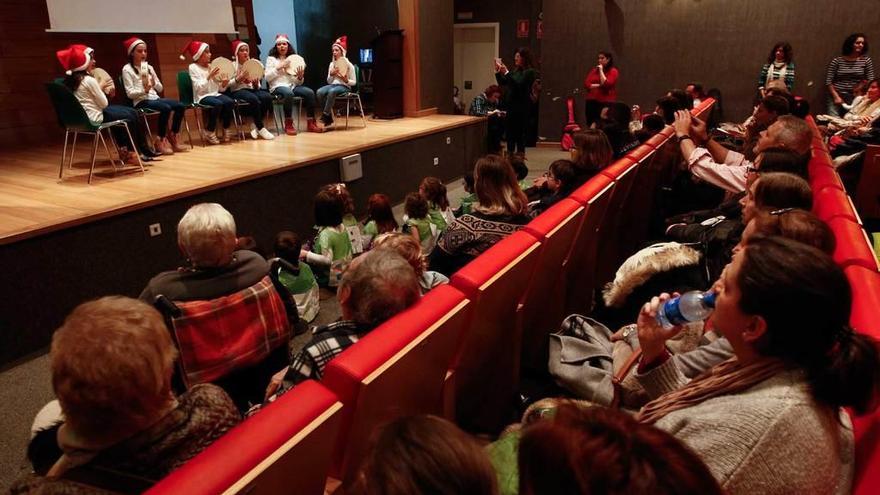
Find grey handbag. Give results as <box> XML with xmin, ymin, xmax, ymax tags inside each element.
<box><xmin>548</xmin><ymin>314</ymin><xmax>616</xmax><ymax>406</ymax></box>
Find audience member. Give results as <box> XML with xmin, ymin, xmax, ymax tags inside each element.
<box><xmin>636</xmin><ymin>113</ymin><xmax>666</xmax><ymax>143</ymax></box>
<box><xmin>495</xmin><ymin>47</ymin><xmax>538</xmax><ymax>157</ymax></box>
<box><xmin>668</xmin><ymin>88</ymin><xmax>694</xmax><ymax>110</ymax></box>
<box><xmin>601</xmin><ymin>102</ymin><xmax>640</xmax><ymax>157</ymax></box>
<box><xmin>456</xmin><ymin>172</ymin><xmax>477</xmax><ymax>216</ymax></box>
<box><xmin>420</xmin><ymin>177</ymin><xmax>455</xmax><ymax>231</ymax></box>
<box><xmin>323</xmin><ymin>183</ymin><xmax>364</xmax><ymax>255</ymax></box>
<box><xmin>742</xmin><ymin>95</ymin><xmax>790</xmax><ymax>161</ymax></box>
<box><xmin>266</xmin><ymin>249</ymin><xmax>420</xmax><ymax>396</ymax></box>
<box><xmin>373</xmin><ymin>232</ymin><xmax>449</xmax><ymax>294</ymax></box>
<box><xmin>300</xmin><ymin>188</ymin><xmax>354</xmax><ymax>288</ymax></box>
<box><xmin>826</xmin><ymin>33</ymin><xmax>875</xmax><ymax>116</ymax></box>
<box><xmin>272</xmin><ymin>231</ymin><xmax>320</xmax><ymax>323</ymax></box>
<box><xmin>510</xmin><ymin>155</ymin><xmax>531</xmax><ymax>192</ymax></box>
<box><xmin>758</xmin><ymin>42</ymin><xmax>796</xmax><ymax>95</ymax></box>
<box><xmin>352</xmin><ymin>415</ymin><xmax>498</xmax><ymax>495</ymax></box>
<box><xmin>139</xmin><ymin>203</ymin><xmax>268</xmax><ymax>302</ymax></box>
<box><xmin>469</xmin><ymin>84</ymin><xmax>505</xmax><ymax>152</ymax></box>
<box><xmin>517</xmin><ymin>404</ymin><xmax>722</xmax><ymax>495</ymax></box>
<box><xmin>528</xmin><ymin>159</ymin><xmax>578</xmax><ymax>217</ymax></box>
<box><xmin>404</xmin><ymin>191</ymin><xmax>439</xmax><ymax>255</ymax></box>
<box><xmin>686</xmin><ymin>82</ymin><xmax>707</xmax><ymax>106</ymax></box>
<box><xmin>819</xmin><ymin>78</ymin><xmax>880</xmax><ymax>133</ymax></box>
<box><xmin>655</xmin><ymin>95</ymin><xmax>681</xmax><ymax>125</ymax></box>
<box><xmin>362</xmin><ymin>193</ymin><xmax>399</xmax><ymax>250</ymax></box>
<box><xmin>634</xmin><ymin>236</ymin><xmax>880</xmax><ymax>493</ymax></box>
<box><xmin>13</xmin><ymin>297</ymin><xmax>239</xmax><ymax>492</ymax></box>
<box><xmin>570</xmin><ymin>129</ymin><xmax>614</xmax><ymax>181</ymax></box>
<box><xmin>430</xmin><ymin>155</ymin><xmax>530</xmax><ymax>276</ymax></box>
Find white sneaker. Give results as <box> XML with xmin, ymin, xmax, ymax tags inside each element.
<box><xmin>249</xmin><ymin>123</ymin><xmax>258</xmax><ymax>140</ymax></box>
<box><xmin>258</xmin><ymin>127</ymin><xmax>275</xmax><ymax>140</ymax></box>
<box><xmin>204</xmin><ymin>131</ymin><xmax>220</xmax><ymax>145</ymax></box>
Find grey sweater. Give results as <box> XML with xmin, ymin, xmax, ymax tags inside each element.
<box><xmin>637</xmin><ymin>360</ymin><xmax>853</xmax><ymax>494</ymax></box>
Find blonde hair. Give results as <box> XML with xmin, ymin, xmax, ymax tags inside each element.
<box><xmin>51</xmin><ymin>296</ymin><xmax>177</xmax><ymax>443</ymax></box>
<box><xmin>177</xmin><ymin>203</ymin><xmax>237</xmax><ymax>267</ymax></box>
<box><xmin>372</xmin><ymin>232</ymin><xmax>426</xmax><ymax>276</ymax></box>
<box><xmin>473</xmin><ymin>155</ymin><xmax>528</xmax><ymax>216</ymax></box>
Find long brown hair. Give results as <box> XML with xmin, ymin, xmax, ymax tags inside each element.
<box><xmin>352</xmin><ymin>415</ymin><xmax>498</xmax><ymax>495</ymax></box>
<box><xmin>572</xmin><ymin>130</ymin><xmax>613</xmax><ymax>177</ymax></box>
<box><xmin>473</xmin><ymin>154</ymin><xmax>528</xmax><ymax>216</ymax></box>
<box><xmin>519</xmin><ymin>404</ymin><xmax>722</xmax><ymax>495</ymax></box>
<box><xmin>420</xmin><ymin>177</ymin><xmax>450</xmax><ymax>210</ymax></box>
<box><xmin>366</xmin><ymin>193</ymin><xmax>398</xmax><ymax>234</ymax></box>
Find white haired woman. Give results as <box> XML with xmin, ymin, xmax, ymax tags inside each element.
<box><xmin>12</xmin><ymin>296</ymin><xmax>240</xmax><ymax>492</ymax></box>
<box><xmin>139</xmin><ymin>203</ymin><xmax>268</xmax><ymax>302</ymax></box>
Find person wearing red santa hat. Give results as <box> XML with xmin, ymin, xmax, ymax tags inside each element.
<box><xmin>227</xmin><ymin>40</ymin><xmax>275</xmax><ymax>140</ymax></box>
<box><xmin>316</xmin><ymin>35</ymin><xmax>356</xmax><ymax>130</ymax></box>
<box><xmin>183</xmin><ymin>40</ymin><xmax>235</xmax><ymax>145</ymax></box>
<box><xmin>265</xmin><ymin>34</ymin><xmax>323</xmax><ymax>134</ymax></box>
<box><xmin>57</xmin><ymin>44</ymin><xmax>156</xmax><ymax>163</ymax></box>
<box><xmin>121</xmin><ymin>37</ymin><xmax>187</xmax><ymax>154</ymax></box>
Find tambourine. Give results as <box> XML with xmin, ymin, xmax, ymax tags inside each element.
<box><xmin>333</xmin><ymin>56</ymin><xmax>350</xmax><ymax>79</ymax></box>
<box><xmin>241</xmin><ymin>58</ymin><xmax>264</xmax><ymax>80</ymax></box>
<box><xmin>209</xmin><ymin>57</ymin><xmax>235</xmax><ymax>82</ymax></box>
<box><xmin>91</xmin><ymin>67</ymin><xmax>114</xmax><ymax>91</ymax></box>
<box><xmin>285</xmin><ymin>54</ymin><xmax>306</xmax><ymax>76</ymax></box>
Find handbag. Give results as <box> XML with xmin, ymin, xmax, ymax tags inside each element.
<box><xmin>548</xmin><ymin>314</ymin><xmax>642</xmax><ymax>407</ymax></box>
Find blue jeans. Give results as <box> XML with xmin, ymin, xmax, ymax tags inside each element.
<box><xmin>230</xmin><ymin>88</ymin><xmax>272</xmax><ymax>129</ymax></box>
<box><xmin>316</xmin><ymin>84</ymin><xmax>350</xmax><ymax>117</ymax></box>
<box><xmin>272</xmin><ymin>85</ymin><xmax>318</xmax><ymax>118</ymax></box>
<box><xmin>102</xmin><ymin>104</ymin><xmax>147</xmax><ymax>151</ymax></box>
<box><xmin>137</xmin><ymin>98</ymin><xmax>185</xmax><ymax>137</ymax></box>
<box><xmin>199</xmin><ymin>94</ymin><xmax>235</xmax><ymax>131</ymax></box>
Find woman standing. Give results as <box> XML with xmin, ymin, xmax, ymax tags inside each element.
<box><xmin>758</xmin><ymin>42</ymin><xmax>795</xmax><ymax>96</ymax></box>
<box><xmin>495</xmin><ymin>47</ymin><xmax>538</xmax><ymax>157</ymax></box>
<box><xmin>316</xmin><ymin>36</ymin><xmax>357</xmax><ymax>130</ymax></box>
<box><xmin>265</xmin><ymin>34</ymin><xmax>323</xmax><ymax>134</ymax></box>
<box><xmin>826</xmin><ymin>33</ymin><xmax>875</xmax><ymax>116</ymax></box>
<box><xmin>121</xmin><ymin>38</ymin><xmax>187</xmax><ymax>154</ymax></box>
<box><xmin>583</xmin><ymin>51</ymin><xmax>619</xmax><ymax>128</ymax></box>
<box><xmin>228</xmin><ymin>40</ymin><xmax>275</xmax><ymax>140</ymax></box>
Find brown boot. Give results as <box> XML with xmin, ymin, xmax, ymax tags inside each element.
<box><xmin>168</xmin><ymin>133</ymin><xmax>187</xmax><ymax>152</ymax></box>
<box><xmin>157</xmin><ymin>137</ymin><xmax>174</xmax><ymax>155</ymax></box>
<box><xmin>307</xmin><ymin>118</ymin><xmax>324</xmax><ymax>133</ymax></box>
<box><xmin>284</xmin><ymin>118</ymin><xmax>298</xmax><ymax>136</ymax></box>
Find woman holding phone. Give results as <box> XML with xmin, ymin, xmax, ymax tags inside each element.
<box><xmin>494</xmin><ymin>47</ymin><xmax>538</xmax><ymax>157</ymax></box>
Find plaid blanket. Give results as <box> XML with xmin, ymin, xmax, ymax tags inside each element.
<box><xmin>170</xmin><ymin>276</ymin><xmax>290</xmax><ymax>386</ymax></box>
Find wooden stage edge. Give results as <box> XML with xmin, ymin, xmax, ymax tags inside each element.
<box><xmin>0</xmin><ymin>114</ymin><xmax>482</xmax><ymax>245</ymax></box>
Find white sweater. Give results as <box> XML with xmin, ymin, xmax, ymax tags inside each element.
<box><xmin>228</xmin><ymin>60</ymin><xmax>261</xmax><ymax>92</ymax></box>
<box><xmin>121</xmin><ymin>63</ymin><xmax>163</xmax><ymax>106</ymax></box>
<box><xmin>265</xmin><ymin>56</ymin><xmax>303</xmax><ymax>92</ymax></box>
<box><xmin>326</xmin><ymin>58</ymin><xmax>356</xmax><ymax>87</ymax></box>
<box><xmin>637</xmin><ymin>360</ymin><xmax>853</xmax><ymax>494</ymax></box>
<box><xmin>188</xmin><ymin>63</ymin><xmax>226</xmax><ymax>103</ymax></box>
<box><xmin>74</xmin><ymin>76</ymin><xmax>107</xmax><ymax>123</ymax></box>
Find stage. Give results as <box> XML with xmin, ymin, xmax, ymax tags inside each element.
<box><xmin>0</xmin><ymin>114</ymin><xmax>487</xmax><ymax>366</ymax></box>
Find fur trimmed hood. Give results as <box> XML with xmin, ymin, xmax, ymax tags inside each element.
<box><xmin>603</xmin><ymin>242</ymin><xmax>702</xmax><ymax>308</ymax></box>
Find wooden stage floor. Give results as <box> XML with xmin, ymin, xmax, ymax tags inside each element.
<box><xmin>0</xmin><ymin>114</ymin><xmax>480</xmax><ymax>245</ymax></box>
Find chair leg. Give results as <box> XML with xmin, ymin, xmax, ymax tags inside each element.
<box><xmin>234</xmin><ymin>108</ymin><xmax>245</xmax><ymax>140</ymax></box>
<box><xmin>142</xmin><ymin>114</ymin><xmax>153</xmax><ymax>143</ymax></box>
<box><xmin>99</xmin><ymin>132</ymin><xmax>118</xmax><ymax>172</ymax></box>
<box><xmin>183</xmin><ymin>117</ymin><xmax>195</xmax><ymax>149</ymax></box>
<box><xmin>272</xmin><ymin>103</ymin><xmax>283</xmax><ymax>135</ymax></box>
<box><xmin>60</xmin><ymin>130</ymin><xmax>70</xmax><ymax>180</ymax></box>
<box><xmin>122</xmin><ymin>122</ymin><xmax>145</xmax><ymax>173</ymax></box>
<box><xmin>88</xmin><ymin>132</ymin><xmax>100</xmax><ymax>184</ymax></box>
<box><xmin>345</xmin><ymin>99</ymin><xmax>350</xmax><ymax>129</ymax></box>
<box><xmin>195</xmin><ymin>108</ymin><xmax>206</xmax><ymax>147</ymax></box>
<box><xmin>296</xmin><ymin>99</ymin><xmax>303</xmax><ymax>131</ymax></box>
<box><xmin>69</xmin><ymin>133</ymin><xmax>79</xmax><ymax>169</ymax></box>
<box><xmin>357</xmin><ymin>95</ymin><xmax>366</xmax><ymax>126</ymax></box>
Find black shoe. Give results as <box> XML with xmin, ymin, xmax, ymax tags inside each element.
<box><xmin>320</xmin><ymin>113</ymin><xmax>333</xmax><ymax>126</ymax></box>
<box><xmin>142</xmin><ymin>148</ymin><xmax>161</xmax><ymax>158</ymax></box>
<box><xmin>139</xmin><ymin>154</ymin><xmax>155</xmax><ymax>163</ymax></box>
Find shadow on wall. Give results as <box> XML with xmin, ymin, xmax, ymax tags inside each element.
<box><xmin>605</xmin><ymin>0</ymin><xmax>625</xmax><ymax>56</ymax></box>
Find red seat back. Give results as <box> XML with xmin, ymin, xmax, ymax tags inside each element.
<box><xmin>449</xmin><ymin>230</ymin><xmax>542</xmax><ymax>433</ymax></box>
<box><xmin>814</xmin><ymin>186</ymin><xmax>861</xmax><ymax>223</ymax></box>
<box><xmin>146</xmin><ymin>380</ymin><xmax>342</xmax><ymax>495</ymax></box>
<box><xmin>828</xmin><ymin>217</ymin><xmax>879</xmax><ymax>271</ymax></box>
<box><xmin>565</xmin><ymin>176</ymin><xmax>615</xmax><ymax>314</ymax></box>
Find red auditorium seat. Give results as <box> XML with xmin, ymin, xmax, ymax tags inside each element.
<box><xmin>565</xmin><ymin>176</ymin><xmax>615</xmax><ymax>313</ymax></box>
<box><xmin>320</xmin><ymin>284</ymin><xmax>472</xmax><ymax>484</ymax></box>
<box><xmin>844</xmin><ymin>265</ymin><xmax>880</xmax><ymax>340</ymax></box>
<box><xmin>596</xmin><ymin>158</ymin><xmax>643</xmax><ymax>287</ymax></box>
<box><xmin>448</xmin><ymin>230</ymin><xmax>542</xmax><ymax>433</ymax></box>
<box><xmin>145</xmin><ymin>380</ymin><xmax>342</xmax><ymax>495</ymax></box>
<box><xmin>644</xmin><ymin>132</ymin><xmax>667</xmax><ymax>149</ymax></box>
<box><xmin>813</xmin><ymin>186</ymin><xmax>862</xmax><ymax>224</ymax></box>
<box><xmin>828</xmin><ymin>217</ymin><xmax>879</xmax><ymax>271</ymax></box>
<box><xmin>521</xmin><ymin>198</ymin><xmax>585</xmax><ymax>371</ymax></box>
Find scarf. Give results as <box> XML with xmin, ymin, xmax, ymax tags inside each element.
<box><xmin>636</xmin><ymin>357</ymin><xmax>787</xmax><ymax>425</ymax></box>
<box><xmin>765</xmin><ymin>62</ymin><xmax>789</xmax><ymax>87</ymax></box>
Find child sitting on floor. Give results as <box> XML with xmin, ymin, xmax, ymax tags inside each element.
<box><xmin>403</xmin><ymin>192</ymin><xmax>439</xmax><ymax>256</ymax></box>
<box><xmin>372</xmin><ymin>232</ymin><xmax>448</xmax><ymax>294</ymax></box>
<box><xmin>455</xmin><ymin>172</ymin><xmax>477</xmax><ymax>216</ymax></box>
<box><xmin>323</xmin><ymin>183</ymin><xmax>364</xmax><ymax>255</ymax></box>
<box><xmin>300</xmin><ymin>188</ymin><xmax>353</xmax><ymax>287</ymax></box>
<box><xmin>420</xmin><ymin>177</ymin><xmax>455</xmax><ymax>231</ymax></box>
<box><xmin>272</xmin><ymin>231</ymin><xmax>320</xmax><ymax>322</ymax></box>
<box><xmin>362</xmin><ymin>193</ymin><xmax>399</xmax><ymax>250</ymax></box>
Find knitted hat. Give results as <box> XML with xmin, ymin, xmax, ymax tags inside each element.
<box><xmin>56</xmin><ymin>44</ymin><xmax>92</xmax><ymax>75</ymax></box>
<box><xmin>332</xmin><ymin>35</ymin><xmax>347</xmax><ymax>56</ymax></box>
<box><xmin>274</xmin><ymin>34</ymin><xmax>290</xmax><ymax>46</ymax></box>
<box><xmin>123</xmin><ymin>37</ymin><xmax>145</xmax><ymax>56</ymax></box>
<box><xmin>180</xmin><ymin>40</ymin><xmax>209</xmax><ymax>61</ymax></box>
<box><xmin>231</xmin><ymin>40</ymin><xmax>249</xmax><ymax>56</ymax></box>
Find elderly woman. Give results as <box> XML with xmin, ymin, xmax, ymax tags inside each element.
<box><xmin>820</xmin><ymin>78</ymin><xmax>880</xmax><ymax>134</ymax></box>
<box><xmin>634</xmin><ymin>236</ymin><xmax>879</xmax><ymax>493</ymax></box>
<box><xmin>12</xmin><ymin>296</ymin><xmax>240</xmax><ymax>492</ymax></box>
<box><xmin>429</xmin><ymin>154</ymin><xmax>530</xmax><ymax>276</ymax></box>
<box><xmin>139</xmin><ymin>203</ymin><xmax>268</xmax><ymax>302</ymax></box>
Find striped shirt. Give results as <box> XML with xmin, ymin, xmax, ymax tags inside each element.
<box><xmin>826</xmin><ymin>56</ymin><xmax>875</xmax><ymax>99</ymax></box>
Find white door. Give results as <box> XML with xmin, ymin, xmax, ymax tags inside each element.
<box><xmin>454</xmin><ymin>23</ymin><xmax>499</xmax><ymax>114</ymax></box>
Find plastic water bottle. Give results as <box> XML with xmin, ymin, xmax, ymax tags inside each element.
<box><xmin>656</xmin><ymin>291</ymin><xmax>717</xmax><ymax>329</ymax></box>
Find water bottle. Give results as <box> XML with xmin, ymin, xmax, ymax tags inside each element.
<box><xmin>656</xmin><ymin>291</ymin><xmax>717</xmax><ymax>329</ymax></box>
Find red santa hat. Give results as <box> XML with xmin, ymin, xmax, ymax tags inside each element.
<box><xmin>56</xmin><ymin>44</ymin><xmax>92</xmax><ymax>75</ymax></box>
<box><xmin>231</xmin><ymin>40</ymin><xmax>248</xmax><ymax>56</ymax></box>
<box><xmin>274</xmin><ymin>34</ymin><xmax>290</xmax><ymax>46</ymax></box>
<box><xmin>332</xmin><ymin>35</ymin><xmax>347</xmax><ymax>56</ymax></box>
<box><xmin>179</xmin><ymin>40</ymin><xmax>209</xmax><ymax>61</ymax></box>
<box><xmin>123</xmin><ymin>37</ymin><xmax>145</xmax><ymax>56</ymax></box>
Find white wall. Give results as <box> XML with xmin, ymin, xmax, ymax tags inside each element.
<box><xmin>46</xmin><ymin>0</ymin><xmax>235</xmax><ymax>33</ymax></box>
<box><xmin>253</xmin><ymin>0</ymin><xmax>297</xmax><ymax>63</ymax></box>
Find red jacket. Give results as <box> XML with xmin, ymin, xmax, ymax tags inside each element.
<box><xmin>584</xmin><ymin>66</ymin><xmax>619</xmax><ymax>102</ymax></box>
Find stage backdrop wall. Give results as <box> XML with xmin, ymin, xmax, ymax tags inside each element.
<box><xmin>253</xmin><ymin>0</ymin><xmax>297</xmax><ymax>63</ymax></box>
<box><xmin>538</xmin><ymin>0</ymin><xmax>878</xmax><ymax>140</ymax></box>
<box><xmin>418</xmin><ymin>0</ymin><xmax>454</xmax><ymax>113</ymax></box>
